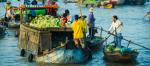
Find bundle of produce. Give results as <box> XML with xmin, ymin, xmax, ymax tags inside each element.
<box><xmin>105</xmin><ymin>44</ymin><xmax>115</xmax><ymax>52</ymax></box>
<box><xmin>105</xmin><ymin>44</ymin><xmax>138</xmax><ymax>54</ymax></box>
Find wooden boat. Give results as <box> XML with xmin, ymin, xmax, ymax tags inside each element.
<box><xmin>8</xmin><ymin>21</ymin><xmax>20</xmax><ymax>28</ymax></box>
<box><xmin>124</xmin><ymin>0</ymin><xmax>146</xmax><ymax>5</ymax></box>
<box><xmin>103</xmin><ymin>4</ymin><xmax>113</xmax><ymax>9</ymax></box>
<box><xmin>103</xmin><ymin>44</ymin><xmax>139</xmax><ymax>62</ymax></box>
<box><xmin>18</xmin><ymin>24</ymin><xmax>103</xmax><ymax>64</ymax></box>
<box><xmin>111</xmin><ymin>0</ymin><xmax>125</xmax><ymax>5</ymax></box>
<box><xmin>63</xmin><ymin>0</ymin><xmax>78</xmax><ymax>3</ymax></box>
<box><xmin>145</xmin><ymin>12</ymin><xmax>150</xmax><ymax>18</ymax></box>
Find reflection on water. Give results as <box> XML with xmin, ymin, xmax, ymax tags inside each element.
<box><xmin>0</xmin><ymin>1</ymin><xmax>150</xmax><ymax>66</ymax></box>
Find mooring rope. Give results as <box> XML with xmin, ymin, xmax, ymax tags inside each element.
<box><xmin>96</xmin><ymin>27</ymin><xmax>150</xmax><ymax>50</ymax></box>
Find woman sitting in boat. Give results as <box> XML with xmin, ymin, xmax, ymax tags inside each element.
<box><xmin>64</xmin><ymin>9</ymin><xmax>72</xmax><ymax>22</ymax></box>
<box><xmin>108</xmin><ymin>15</ymin><xmax>123</xmax><ymax>48</ymax></box>
<box><xmin>72</xmin><ymin>15</ymin><xmax>85</xmax><ymax>49</ymax></box>
<box><xmin>5</xmin><ymin>1</ymin><xmax>14</xmax><ymax>21</ymax></box>
<box><xmin>61</xmin><ymin>13</ymin><xmax>68</xmax><ymax>27</ymax></box>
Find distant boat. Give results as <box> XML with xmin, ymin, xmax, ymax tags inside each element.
<box><xmin>145</xmin><ymin>12</ymin><xmax>150</xmax><ymax>18</ymax></box>
<box><xmin>8</xmin><ymin>21</ymin><xmax>20</xmax><ymax>28</ymax></box>
<box><xmin>124</xmin><ymin>0</ymin><xmax>146</xmax><ymax>5</ymax></box>
<box><xmin>103</xmin><ymin>3</ymin><xmax>113</xmax><ymax>9</ymax></box>
<box><xmin>111</xmin><ymin>0</ymin><xmax>125</xmax><ymax>5</ymax></box>
<box><xmin>62</xmin><ymin>0</ymin><xmax>78</xmax><ymax>3</ymax></box>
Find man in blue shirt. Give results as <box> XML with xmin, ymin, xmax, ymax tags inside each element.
<box><xmin>88</xmin><ymin>7</ymin><xmax>95</xmax><ymax>39</ymax></box>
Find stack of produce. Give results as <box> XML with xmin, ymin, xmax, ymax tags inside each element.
<box><xmin>105</xmin><ymin>44</ymin><xmax>137</xmax><ymax>54</ymax></box>
<box><xmin>29</xmin><ymin>15</ymin><xmax>71</xmax><ymax>28</ymax></box>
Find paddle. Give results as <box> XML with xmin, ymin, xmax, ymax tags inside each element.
<box><xmin>97</xmin><ymin>27</ymin><xmax>150</xmax><ymax>50</ymax></box>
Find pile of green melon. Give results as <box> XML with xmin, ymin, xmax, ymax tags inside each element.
<box><xmin>105</xmin><ymin>44</ymin><xmax>138</xmax><ymax>53</ymax></box>
<box><xmin>30</xmin><ymin>15</ymin><xmax>71</xmax><ymax>29</ymax></box>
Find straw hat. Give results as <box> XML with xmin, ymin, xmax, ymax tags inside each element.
<box><xmin>6</xmin><ymin>1</ymin><xmax>11</xmax><ymax>4</ymax></box>
<box><xmin>89</xmin><ymin>7</ymin><xmax>94</xmax><ymax>12</ymax></box>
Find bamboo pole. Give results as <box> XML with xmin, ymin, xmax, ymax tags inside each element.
<box><xmin>77</xmin><ymin>0</ymin><xmax>83</xmax><ymax>17</ymax></box>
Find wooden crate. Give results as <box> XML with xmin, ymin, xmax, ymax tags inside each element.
<box><xmin>18</xmin><ymin>24</ymin><xmax>73</xmax><ymax>54</ymax></box>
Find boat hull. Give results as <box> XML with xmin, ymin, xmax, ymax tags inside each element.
<box><xmin>103</xmin><ymin>51</ymin><xmax>139</xmax><ymax>62</ymax></box>
<box><xmin>36</xmin><ymin>48</ymin><xmax>90</xmax><ymax>64</ymax></box>
<box><xmin>103</xmin><ymin>44</ymin><xmax>139</xmax><ymax>62</ymax></box>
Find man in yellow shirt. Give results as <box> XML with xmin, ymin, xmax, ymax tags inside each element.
<box><xmin>72</xmin><ymin>15</ymin><xmax>85</xmax><ymax>48</ymax></box>
<box><xmin>79</xmin><ymin>15</ymin><xmax>88</xmax><ymax>38</ymax></box>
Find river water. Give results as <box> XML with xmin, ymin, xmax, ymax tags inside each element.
<box><xmin>0</xmin><ymin>0</ymin><xmax>150</xmax><ymax>66</ymax></box>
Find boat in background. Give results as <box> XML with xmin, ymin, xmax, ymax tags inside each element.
<box><xmin>145</xmin><ymin>12</ymin><xmax>150</xmax><ymax>18</ymax></box>
<box><xmin>110</xmin><ymin>0</ymin><xmax>125</xmax><ymax>5</ymax></box>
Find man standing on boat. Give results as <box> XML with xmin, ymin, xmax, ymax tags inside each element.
<box><xmin>88</xmin><ymin>6</ymin><xmax>95</xmax><ymax>39</ymax></box>
<box><xmin>5</xmin><ymin>1</ymin><xmax>14</xmax><ymax>21</ymax></box>
<box><xmin>72</xmin><ymin>15</ymin><xmax>85</xmax><ymax>49</ymax></box>
<box><xmin>109</xmin><ymin>15</ymin><xmax>123</xmax><ymax>48</ymax></box>
<box><xmin>79</xmin><ymin>15</ymin><xmax>88</xmax><ymax>38</ymax></box>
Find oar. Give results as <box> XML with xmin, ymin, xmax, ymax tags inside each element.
<box><xmin>101</xmin><ymin>28</ymin><xmax>150</xmax><ymax>50</ymax></box>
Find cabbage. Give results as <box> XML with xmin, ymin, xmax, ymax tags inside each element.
<box><xmin>30</xmin><ymin>15</ymin><xmax>63</xmax><ymax>28</ymax></box>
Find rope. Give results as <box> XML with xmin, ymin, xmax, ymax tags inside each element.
<box><xmin>96</xmin><ymin>27</ymin><xmax>150</xmax><ymax>50</ymax></box>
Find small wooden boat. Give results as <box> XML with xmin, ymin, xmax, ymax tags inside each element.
<box><xmin>8</xmin><ymin>21</ymin><xmax>20</xmax><ymax>28</ymax></box>
<box><xmin>103</xmin><ymin>44</ymin><xmax>139</xmax><ymax>62</ymax></box>
<box><xmin>145</xmin><ymin>12</ymin><xmax>150</xmax><ymax>18</ymax></box>
<box><xmin>63</xmin><ymin>0</ymin><xmax>78</xmax><ymax>3</ymax></box>
<box><xmin>124</xmin><ymin>0</ymin><xmax>146</xmax><ymax>5</ymax></box>
<box><xmin>103</xmin><ymin>4</ymin><xmax>113</xmax><ymax>9</ymax></box>
<box><xmin>111</xmin><ymin>0</ymin><xmax>125</xmax><ymax>5</ymax></box>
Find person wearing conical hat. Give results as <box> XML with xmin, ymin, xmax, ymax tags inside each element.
<box><xmin>88</xmin><ymin>6</ymin><xmax>95</xmax><ymax>39</ymax></box>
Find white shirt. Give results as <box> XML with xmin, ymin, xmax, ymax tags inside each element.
<box><xmin>109</xmin><ymin>20</ymin><xmax>123</xmax><ymax>34</ymax></box>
